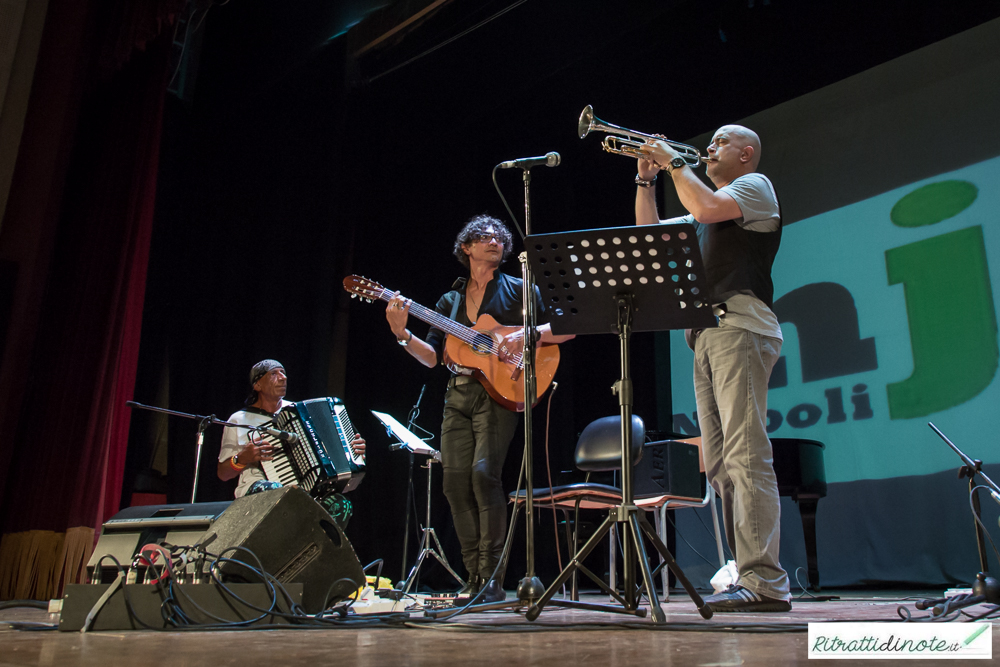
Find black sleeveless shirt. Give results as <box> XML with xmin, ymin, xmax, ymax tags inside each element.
<box><xmin>694</xmin><ymin>179</ymin><xmax>782</xmax><ymax>308</ymax></box>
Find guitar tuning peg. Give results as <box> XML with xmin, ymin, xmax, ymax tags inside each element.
<box><xmin>351</xmin><ymin>294</ymin><xmax>357</xmax><ymax>299</ymax></box>
<box><xmin>366</xmin><ymin>298</ymin><xmax>372</xmax><ymax>303</ymax></box>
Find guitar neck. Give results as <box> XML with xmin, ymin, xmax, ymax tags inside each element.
<box><xmin>372</xmin><ymin>288</ymin><xmax>482</xmax><ymax>349</ymax></box>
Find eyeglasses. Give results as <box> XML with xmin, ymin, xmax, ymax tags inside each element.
<box><xmin>471</xmin><ymin>232</ymin><xmax>503</xmax><ymax>244</ymax></box>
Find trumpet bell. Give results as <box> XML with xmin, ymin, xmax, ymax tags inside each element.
<box><xmin>578</xmin><ymin>105</ymin><xmax>596</xmax><ymax>139</ymax></box>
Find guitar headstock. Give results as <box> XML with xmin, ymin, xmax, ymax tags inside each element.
<box><xmin>343</xmin><ymin>275</ymin><xmax>386</xmax><ymax>303</ymax></box>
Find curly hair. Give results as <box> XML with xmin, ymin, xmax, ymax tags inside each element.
<box><xmin>452</xmin><ymin>214</ymin><xmax>514</xmax><ymax>269</ymax></box>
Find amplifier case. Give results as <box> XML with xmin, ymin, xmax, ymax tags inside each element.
<box><xmin>59</xmin><ymin>583</ymin><xmax>302</xmax><ymax>631</ymax></box>
<box><xmin>633</xmin><ymin>440</ymin><xmax>704</xmax><ymax>500</ymax></box>
<box><xmin>87</xmin><ymin>501</ymin><xmax>231</xmax><ymax>583</ymax></box>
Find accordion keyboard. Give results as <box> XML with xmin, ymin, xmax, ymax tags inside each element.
<box><xmin>258</xmin><ymin>397</ymin><xmax>365</xmax><ymax>496</ymax></box>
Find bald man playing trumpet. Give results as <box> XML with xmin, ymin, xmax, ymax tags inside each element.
<box><xmin>635</xmin><ymin>126</ymin><xmax>790</xmax><ymax>613</ymax></box>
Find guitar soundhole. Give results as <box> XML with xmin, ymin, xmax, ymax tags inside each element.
<box><xmin>471</xmin><ymin>332</ymin><xmax>493</xmax><ymax>355</ymax></box>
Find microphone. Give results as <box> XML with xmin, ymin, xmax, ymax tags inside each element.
<box><xmin>407</xmin><ymin>384</ymin><xmax>426</xmax><ymax>429</ymax></box>
<box><xmin>498</xmin><ymin>152</ymin><xmax>561</xmax><ymax>170</ymax></box>
<box><xmin>260</xmin><ymin>426</ymin><xmax>298</xmax><ymax>445</ymax></box>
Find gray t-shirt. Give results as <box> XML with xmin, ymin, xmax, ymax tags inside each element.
<box><xmin>718</xmin><ymin>172</ymin><xmax>780</xmax><ymax>232</ymax></box>
<box><xmin>670</xmin><ymin>172</ymin><xmax>782</xmax><ymax>340</ymax></box>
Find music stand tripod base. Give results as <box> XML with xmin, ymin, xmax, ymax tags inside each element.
<box><xmin>398</xmin><ymin>453</ymin><xmax>464</xmax><ymax>596</ymax></box>
<box><xmin>372</xmin><ymin>410</ymin><xmax>465</xmax><ymax>595</ymax></box>
<box><xmin>523</xmin><ymin>224</ymin><xmax>716</xmax><ymax>623</ymax></box>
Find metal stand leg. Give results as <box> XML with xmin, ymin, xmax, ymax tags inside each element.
<box><xmin>656</xmin><ymin>506</ymin><xmax>668</xmax><ymax>601</ymax></box>
<box><xmin>525</xmin><ymin>295</ymin><xmax>712</xmax><ymax>623</ymax></box>
<box><xmin>400</xmin><ymin>459</ymin><xmax>464</xmax><ymax>594</ymax></box>
<box><xmin>608</xmin><ymin>523</ymin><xmax>617</xmax><ymax>600</ymax></box>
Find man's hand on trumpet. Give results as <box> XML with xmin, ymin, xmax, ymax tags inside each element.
<box><xmin>640</xmin><ymin>136</ymin><xmax>683</xmax><ymax>175</ymax></box>
<box><xmin>636</xmin><ymin>135</ymin><xmax>681</xmax><ymax>227</ymax></box>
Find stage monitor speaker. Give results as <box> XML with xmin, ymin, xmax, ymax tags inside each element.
<box><xmin>87</xmin><ymin>501</ymin><xmax>232</xmax><ymax>583</ymax></box>
<box><xmin>205</xmin><ymin>486</ymin><xmax>364</xmax><ymax>613</ymax></box>
<box><xmin>633</xmin><ymin>440</ymin><xmax>703</xmax><ymax>500</ymax></box>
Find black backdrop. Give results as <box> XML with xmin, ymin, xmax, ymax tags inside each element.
<box><xmin>124</xmin><ymin>0</ymin><xmax>1000</xmax><ymax>588</ymax></box>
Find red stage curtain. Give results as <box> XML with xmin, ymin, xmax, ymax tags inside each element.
<box><xmin>0</xmin><ymin>0</ymin><xmax>179</xmax><ymax>600</ymax></box>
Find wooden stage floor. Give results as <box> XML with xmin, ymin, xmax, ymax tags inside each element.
<box><xmin>2</xmin><ymin>590</ymin><xmax>998</xmax><ymax>666</ymax></box>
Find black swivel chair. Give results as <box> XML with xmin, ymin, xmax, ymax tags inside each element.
<box><xmin>510</xmin><ymin>415</ymin><xmax>722</xmax><ymax>600</ymax></box>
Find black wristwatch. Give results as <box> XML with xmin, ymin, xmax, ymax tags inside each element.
<box><xmin>668</xmin><ymin>157</ymin><xmax>686</xmax><ymax>173</ymax></box>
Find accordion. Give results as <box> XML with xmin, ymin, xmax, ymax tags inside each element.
<box><xmin>258</xmin><ymin>397</ymin><xmax>365</xmax><ymax>497</ymax></box>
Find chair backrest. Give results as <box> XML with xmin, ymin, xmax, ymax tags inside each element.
<box><xmin>575</xmin><ymin>415</ymin><xmax>644</xmax><ymax>472</ymax></box>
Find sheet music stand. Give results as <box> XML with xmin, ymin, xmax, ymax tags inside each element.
<box><xmin>522</xmin><ymin>223</ymin><xmax>716</xmax><ymax>622</ymax></box>
<box><xmin>371</xmin><ymin>410</ymin><xmax>464</xmax><ymax>594</ymax></box>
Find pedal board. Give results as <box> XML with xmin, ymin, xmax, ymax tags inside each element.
<box><xmin>424</xmin><ymin>595</ymin><xmax>458</xmax><ymax>609</ymax></box>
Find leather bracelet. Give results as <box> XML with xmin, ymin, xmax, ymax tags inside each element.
<box><xmin>397</xmin><ymin>330</ymin><xmax>413</xmax><ymax>346</ymax></box>
<box><xmin>635</xmin><ymin>174</ymin><xmax>657</xmax><ymax>188</ymax></box>
<box><xmin>231</xmin><ymin>454</ymin><xmax>246</xmax><ymax>470</ymax></box>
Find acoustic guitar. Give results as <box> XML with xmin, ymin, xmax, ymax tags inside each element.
<box><xmin>343</xmin><ymin>275</ymin><xmax>560</xmax><ymax>411</ymax></box>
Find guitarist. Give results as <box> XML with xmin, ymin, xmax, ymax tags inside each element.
<box><xmin>385</xmin><ymin>215</ymin><xmax>573</xmax><ymax>603</ymax></box>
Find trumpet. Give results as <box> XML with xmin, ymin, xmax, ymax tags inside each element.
<box><xmin>578</xmin><ymin>104</ymin><xmax>709</xmax><ymax>168</ymax></box>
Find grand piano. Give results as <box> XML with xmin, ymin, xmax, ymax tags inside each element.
<box><xmin>770</xmin><ymin>438</ymin><xmax>827</xmax><ymax>591</ymax></box>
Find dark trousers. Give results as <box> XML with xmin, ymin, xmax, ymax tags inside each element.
<box><xmin>440</xmin><ymin>377</ymin><xmax>519</xmax><ymax>580</ymax></box>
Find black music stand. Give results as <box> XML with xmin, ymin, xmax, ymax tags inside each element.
<box><xmin>371</xmin><ymin>410</ymin><xmax>465</xmax><ymax>594</ymax></box>
<box><xmin>523</xmin><ymin>223</ymin><xmax>716</xmax><ymax>622</ymax></box>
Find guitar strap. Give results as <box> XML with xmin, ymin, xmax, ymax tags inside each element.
<box><xmin>445</xmin><ymin>278</ymin><xmax>469</xmax><ymax>380</ymax></box>
<box><xmin>448</xmin><ymin>277</ymin><xmax>466</xmax><ymax>322</ymax></box>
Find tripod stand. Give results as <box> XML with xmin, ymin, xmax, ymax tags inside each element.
<box><xmin>929</xmin><ymin>422</ymin><xmax>999</xmax><ymax>574</ymax></box>
<box><xmin>400</xmin><ymin>454</ymin><xmax>464</xmax><ymax>594</ymax></box>
<box><xmin>911</xmin><ymin>423</ymin><xmax>1000</xmax><ymax>616</ymax></box>
<box><xmin>522</xmin><ymin>224</ymin><xmax>717</xmax><ymax>622</ymax></box>
<box><xmin>372</xmin><ymin>410</ymin><xmax>464</xmax><ymax>593</ymax></box>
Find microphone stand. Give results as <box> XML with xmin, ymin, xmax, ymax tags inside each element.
<box><xmin>929</xmin><ymin>422</ymin><xmax>1000</xmax><ymax>574</ymax></box>
<box><xmin>462</xmin><ymin>156</ymin><xmax>554</xmax><ymax>613</ymax></box>
<box><xmin>125</xmin><ymin>401</ymin><xmax>250</xmax><ymax>503</ymax></box>
<box><xmin>517</xmin><ymin>167</ymin><xmax>543</xmax><ymax>601</ymax></box>
<box><xmin>913</xmin><ymin>572</ymin><xmax>999</xmax><ymax>617</ymax></box>
<box><xmin>909</xmin><ymin>423</ymin><xmax>1000</xmax><ymax>616</ymax></box>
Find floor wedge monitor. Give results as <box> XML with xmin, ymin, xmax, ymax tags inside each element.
<box><xmin>206</xmin><ymin>486</ymin><xmax>364</xmax><ymax>613</ymax></box>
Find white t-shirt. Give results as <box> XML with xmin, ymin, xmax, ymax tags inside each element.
<box><xmin>219</xmin><ymin>399</ymin><xmax>292</xmax><ymax>498</ymax></box>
